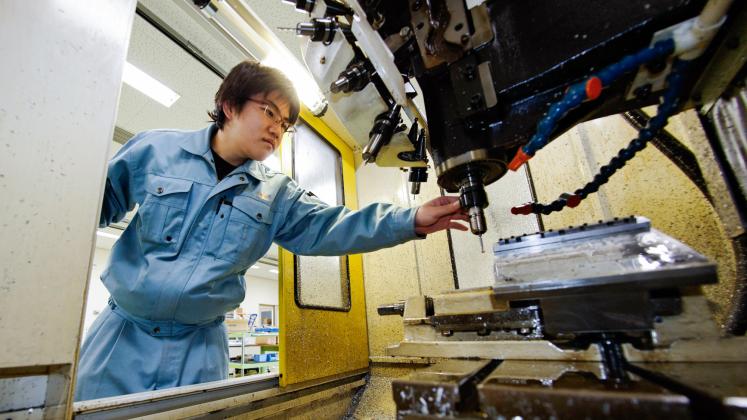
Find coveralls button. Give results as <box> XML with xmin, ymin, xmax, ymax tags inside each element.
<box><xmin>256</xmin><ymin>213</ymin><xmax>263</xmax><ymax>219</ymax></box>
<box><xmin>166</xmin><ymin>235</ymin><xmax>172</xmax><ymax>242</ymax></box>
<box><xmin>153</xmin><ymin>327</ymin><xmax>160</xmax><ymax>334</ymax></box>
<box><xmin>157</xmin><ymin>187</ymin><xmax>163</xmax><ymax>194</ymax></box>
<box><xmin>220</xmin><ymin>214</ymin><xmax>224</xmax><ymax>219</ymax></box>
<box><xmin>239</xmin><ymin>176</ymin><xmax>246</xmax><ymax>181</ymax></box>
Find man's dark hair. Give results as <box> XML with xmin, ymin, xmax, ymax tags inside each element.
<box><xmin>208</xmin><ymin>60</ymin><xmax>300</xmax><ymax>129</ymax></box>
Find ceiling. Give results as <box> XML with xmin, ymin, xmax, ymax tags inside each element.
<box><xmin>115</xmin><ymin>0</ymin><xmax>311</xmax><ymax>137</ymax></box>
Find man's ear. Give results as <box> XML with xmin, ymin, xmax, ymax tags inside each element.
<box><xmin>222</xmin><ymin>101</ymin><xmax>237</xmax><ymax>121</ymax></box>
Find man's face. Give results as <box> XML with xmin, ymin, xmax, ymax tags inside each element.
<box><xmin>223</xmin><ymin>90</ymin><xmax>292</xmax><ymax>161</ymax></box>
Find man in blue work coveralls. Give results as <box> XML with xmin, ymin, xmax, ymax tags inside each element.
<box><xmin>74</xmin><ymin>61</ymin><xmax>468</xmax><ymax>400</ymax></box>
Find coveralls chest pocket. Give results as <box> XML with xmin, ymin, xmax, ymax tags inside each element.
<box><xmin>214</xmin><ymin>195</ymin><xmax>273</xmax><ymax>265</ymax></box>
<box><xmin>139</xmin><ymin>175</ymin><xmax>193</xmax><ymax>251</ymax></box>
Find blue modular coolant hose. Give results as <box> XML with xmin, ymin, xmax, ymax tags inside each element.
<box><xmin>512</xmin><ymin>58</ymin><xmax>690</xmax><ymax>216</ymax></box>
<box><xmin>508</xmin><ymin>38</ymin><xmax>676</xmax><ymax>172</ymax></box>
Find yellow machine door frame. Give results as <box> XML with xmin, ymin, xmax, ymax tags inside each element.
<box><xmin>278</xmin><ymin>108</ymin><xmax>369</xmax><ymax>387</ymax></box>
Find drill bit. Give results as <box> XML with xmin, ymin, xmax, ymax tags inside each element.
<box><xmin>478</xmin><ymin>235</ymin><xmax>485</xmax><ymax>253</ymax></box>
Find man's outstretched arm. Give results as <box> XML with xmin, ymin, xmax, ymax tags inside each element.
<box><xmin>273</xmin><ymin>179</ymin><xmax>468</xmax><ymax>256</ymax></box>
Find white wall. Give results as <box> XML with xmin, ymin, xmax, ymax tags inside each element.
<box><xmin>82</xmin><ymin>248</ymin><xmax>113</xmax><ymax>336</ymax></box>
<box><xmin>449</xmin><ymin>167</ymin><xmax>539</xmax><ymax>289</ymax></box>
<box><xmin>355</xmin><ymin>161</ymin><xmax>457</xmax><ymax>357</ymax></box>
<box><xmin>240</xmin><ymin>275</ymin><xmax>279</xmax><ymax>326</ymax></box>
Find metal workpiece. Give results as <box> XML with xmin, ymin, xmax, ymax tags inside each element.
<box><xmin>492</xmin><ymin>216</ymin><xmax>717</xmax><ymax>298</ymax></box>
<box><xmin>493</xmin><ymin>215</ymin><xmax>650</xmax><ymax>252</ymax></box>
<box><xmin>488</xmin><ymin>217</ymin><xmax>716</xmax><ymax>339</ymax></box>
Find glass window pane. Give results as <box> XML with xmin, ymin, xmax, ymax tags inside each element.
<box><xmin>292</xmin><ymin>122</ymin><xmax>350</xmax><ymax>311</ymax></box>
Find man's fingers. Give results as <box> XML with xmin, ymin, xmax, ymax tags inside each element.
<box><xmin>448</xmin><ymin>221</ymin><xmax>469</xmax><ymax>231</ymax></box>
<box><xmin>440</xmin><ymin>195</ymin><xmax>461</xmax><ymax>205</ymax></box>
<box><xmin>415</xmin><ymin>196</ymin><xmax>466</xmax><ymax>234</ymax></box>
<box><xmin>426</xmin><ymin>200</ymin><xmax>462</xmax><ymax>219</ymax></box>
<box><xmin>419</xmin><ymin>218</ymin><xmax>470</xmax><ymax>234</ymax></box>
<box><xmin>427</xmin><ymin>214</ymin><xmax>467</xmax><ymax>229</ymax></box>
<box><xmin>450</xmin><ymin>213</ymin><xmax>469</xmax><ymax>222</ymax></box>
<box><xmin>426</xmin><ymin>195</ymin><xmax>460</xmax><ymax>208</ymax></box>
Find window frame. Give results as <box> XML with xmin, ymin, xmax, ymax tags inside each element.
<box><xmin>290</xmin><ymin>119</ymin><xmax>352</xmax><ymax>312</ymax></box>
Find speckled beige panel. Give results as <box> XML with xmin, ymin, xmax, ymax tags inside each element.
<box><xmin>530</xmin><ymin>112</ymin><xmax>737</xmax><ymax>327</ymax></box>
<box><xmin>450</xmin><ymin>167</ymin><xmax>540</xmax><ymax>289</ymax></box>
<box><xmin>356</xmin><ymin>162</ymin><xmax>455</xmax><ymax>358</ymax></box>
<box><xmin>353</xmin><ymin>365</ymin><xmax>422</xmax><ymax>419</ymax></box>
<box><xmin>529</xmin><ymin>126</ymin><xmax>609</xmax><ymax>227</ymax></box>
<box><xmin>408</xmin><ymin>168</ymin><xmax>460</xmax><ymax>296</ymax></box>
<box><xmin>357</xmin><ymin>164</ymin><xmax>421</xmax><ymax>358</ymax></box>
<box><xmin>665</xmin><ymin>110</ymin><xmax>744</xmax><ymax>238</ymax></box>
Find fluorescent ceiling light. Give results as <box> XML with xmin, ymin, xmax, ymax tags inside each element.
<box><xmin>269</xmin><ymin>269</ymin><xmax>279</xmax><ymax>274</ymax></box>
<box><xmin>251</xmin><ymin>265</ymin><xmax>260</xmax><ymax>269</ymax></box>
<box><xmin>122</xmin><ymin>62</ymin><xmax>180</xmax><ymax>107</ymax></box>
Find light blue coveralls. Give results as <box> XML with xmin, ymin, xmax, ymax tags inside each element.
<box><xmin>75</xmin><ymin>125</ymin><xmax>420</xmax><ymax>400</ymax></box>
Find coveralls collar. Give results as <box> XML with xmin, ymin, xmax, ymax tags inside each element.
<box><xmin>180</xmin><ymin>124</ymin><xmax>267</xmax><ymax>182</ymax></box>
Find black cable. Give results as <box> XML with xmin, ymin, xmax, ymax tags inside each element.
<box><xmin>513</xmin><ymin>60</ymin><xmax>690</xmax><ymax>216</ymax></box>
<box><xmin>622</xmin><ymin>109</ymin><xmax>713</xmax><ymax>205</ymax></box>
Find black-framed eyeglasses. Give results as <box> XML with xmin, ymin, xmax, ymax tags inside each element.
<box><xmin>247</xmin><ymin>98</ymin><xmax>295</xmax><ymax>133</ymax></box>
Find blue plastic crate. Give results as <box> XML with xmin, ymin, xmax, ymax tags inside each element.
<box><xmin>254</xmin><ymin>327</ymin><xmax>279</xmax><ymax>333</ymax></box>
<box><xmin>253</xmin><ymin>354</ymin><xmax>270</xmax><ymax>362</ymax></box>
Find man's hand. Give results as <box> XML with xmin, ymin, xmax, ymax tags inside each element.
<box><xmin>414</xmin><ymin>196</ymin><xmax>469</xmax><ymax>235</ymax></box>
